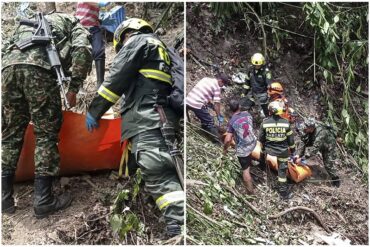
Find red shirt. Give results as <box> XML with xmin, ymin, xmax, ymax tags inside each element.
<box><xmin>75</xmin><ymin>2</ymin><xmax>100</xmax><ymax>27</ymax></box>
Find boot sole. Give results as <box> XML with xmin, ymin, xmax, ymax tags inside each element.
<box><xmin>34</xmin><ymin>198</ymin><xmax>73</xmax><ymax>219</ymax></box>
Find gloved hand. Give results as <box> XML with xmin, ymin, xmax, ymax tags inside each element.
<box><xmin>86</xmin><ymin>112</ymin><xmax>99</xmax><ymax>132</ymax></box>
<box><xmin>217</xmin><ymin>115</ymin><xmax>224</xmax><ymax>125</ymax></box>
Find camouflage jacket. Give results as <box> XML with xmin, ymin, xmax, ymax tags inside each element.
<box><xmin>88</xmin><ymin>32</ymin><xmax>178</xmax><ymax>140</ymax></box>
<box><xmin>297</xmin><ymin>124</ymin><xmax>337</xmax><ymax>158</ymax></box>
<box><xmin>1</xmin><ymin>13</ymin><xmax>92</xmax><ymax>93</ymax></box>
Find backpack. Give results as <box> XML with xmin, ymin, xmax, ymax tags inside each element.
<box><xmin>167</xmin><ymin>47</ymin><xmax>184</xmax><ymax>117</ymax></box>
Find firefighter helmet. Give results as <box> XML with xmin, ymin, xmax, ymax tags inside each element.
<box><xmin>251</xmin><ymin>53</ymin><xmax>265</xmax><ymax>66</ymax></box>
<box><xmin>268</xmin><ymin>100</ymin><xmax>285</xmax><ymax>116</ymax></box>
<box><xmin>113</xmin><ymin>18</ymin><xmax>153</xmax><ymax>53</ymax></box>
<box><xmin>268</xmin><ymin>81</ymin><xmax>284</xmax><ymax>96</ymax></box>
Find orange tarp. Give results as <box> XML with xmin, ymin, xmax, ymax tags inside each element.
<box><xmin>15</xmin><ymin>111</ymin><xmax>122</xmax><ymax>182</ymax></box>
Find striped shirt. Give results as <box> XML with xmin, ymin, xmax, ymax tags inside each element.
<box><xmin>75</xmin><ymin>2</ymin><xmax>100</xmax><ymax>27</ymax></box>
<box><xmin>186</xmin><ymin>77</ymin><xmax>221</xmax><ymax>109</ymax></box>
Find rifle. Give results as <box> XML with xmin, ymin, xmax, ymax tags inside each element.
<box><xmin>155</xmin><ymin>104</ymin><xmax>184</xmax><ymax>189</ymax></box>
<box><xmin>15</xmin><ymin>12</ymin><xmax>71</xmax><ymax>109</ymax></box>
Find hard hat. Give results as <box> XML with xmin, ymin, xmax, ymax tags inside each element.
<box><xmin>251</xmin><ymin>53</ymin><xmax>265</xmax><ymax>66</ymax></box>
<box><xmin>268</xmin><ymin>81</ymin><xmax>284</xmax><ymax>96</ymax></box>
<box><xmin>113</xmin><ymin>18</ymin><xmax>153</xmax><ymax>53</ymax></box>
<box><xmin>268</xmin><ymin>100</ymin><xmax>285</xmax><ymax>116</ymax></box>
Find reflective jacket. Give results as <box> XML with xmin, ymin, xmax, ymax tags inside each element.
<box><xmin>259</xmin><ymin>115</ymin><xmax>295</xmax><ymax>157</ymax></box>
<box><xmin>1</xmin><ymin>13</ymin><xmax>92</xmax><ymax>93</ymax></box>
<box><xmin>88</xmin><ymin>32</ymin><xmax>178</xmax><ymax>140</ymax></box>
<box><xmin>244</xmin><ymin>65</ymin><xmax>272</xmax><ymax>94</ymax></box>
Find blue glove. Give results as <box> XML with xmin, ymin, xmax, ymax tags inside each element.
<box><xmin>86</xmin><ymin>112</ymin><xmax>99</xmax><ymax>132</ymax></box>
<box><xmin>217</xmin><ymin>115</ymin><xmax>224</xmax><ymax>125</ymax></box>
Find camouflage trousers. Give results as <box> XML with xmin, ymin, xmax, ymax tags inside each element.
<box><xmin>2</xmin><ymin>65</ymin><xmax>62</xmax><ymax>176</ymax></box>
<box><xmin>131</xmin><ymin>128</ymin><xmax>184</xmax><ymax>225</ymax></box>
<box><xmin>321</xmin><ymin>147</ymin><xmax>338</xmax><ymax>178</ymax></box>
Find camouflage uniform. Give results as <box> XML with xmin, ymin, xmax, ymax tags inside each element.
<box><xmin>297</xmin><ymin>124</ymin><xmax>338</xmax><ymax>178</ymax></box>
<box><xmin>88</xmin><ymin>32</ymin><xmax>184</xmax><ymax>227</ymax></box>
<box><xmin>1</xmin><ymin>13</ymin><xmax>92</xmax><ymax>216</ymax></box>
<box><xmin>1</xmin><ymin>13</ymin><xmax>92</xmax><ymax>176</ymax></box>
<box><xmin>241</xmin><ymin>65</ymin><xmax>272</xmax><ymax>116</ymax></box>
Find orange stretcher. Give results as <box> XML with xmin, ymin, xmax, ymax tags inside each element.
<box><xmin>15</xmin><ymin>111</ymin><xmax>122</xmax><ymax>182</ymax></box>
<box><xmin>251</xmin><ymin>141</ymin><xmax>312</xmax><ymax>183</ymax></box>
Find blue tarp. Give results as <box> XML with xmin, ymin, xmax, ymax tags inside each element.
<box><xmin>100</xmin><ymin>6</ymin><xmax>125</xmax><ymax>34</ymax></box>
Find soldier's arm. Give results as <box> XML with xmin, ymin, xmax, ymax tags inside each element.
<box><xmin>305</xmin><ymin>132</ymin><xmax>322</xmax><ymax>158</ymax></box>
<box><xmin>88</xmin><ymin>38</ymin><xmax>147</xmax><ymax>120</ymax></box>
<box><xmin>265</xmin><ymin>68</ymin><xmax>272</xmax><ymax>87</ymax></box>
<box><xmin>69</xmin><ymin>19</ymin><xmax>93</xmax><ymax>93</ymax></box>
<box><xmin>258</xmin><ymin>124</ymin><xmax>266</xmax><ymax>146</ymax></box>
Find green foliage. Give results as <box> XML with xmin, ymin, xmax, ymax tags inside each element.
<box><xmin>109</xmin><ymin>169</ymin><xmax>145</xmax><ymax>240</ymax></box>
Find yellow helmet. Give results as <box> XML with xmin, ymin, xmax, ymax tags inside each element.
<box><xmin>251</xmin><ymin>53</ymin><xmax>265</xmax><ymax>66</ymax></box>
<box><xmin>268</xmin><ymin>81</ymin><xmax>284</xmax><ymax>96</ymax></box>
<box><xmin>268</xmin><ymin>100</ymin><xmax>285</xmax><ymax>116</ymax></box>
<box><xmin>113</xmin><ymin>18</ymin><xmax>153</xmax><ymax>53</ymax></box>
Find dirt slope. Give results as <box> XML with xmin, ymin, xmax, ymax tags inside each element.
<box><xmin>186</xmin><ymin>3</ymin><xmax>368</xmax><ymax>245</ymax></box>
<box><xmin>1</xmin><ymin>2</ymin><xmax>183</xmax><ymax>245</ymax></box>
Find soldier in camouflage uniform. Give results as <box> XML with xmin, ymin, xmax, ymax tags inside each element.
<box><xmin>294</xmin><ymin>117</ymin><xmax>340</xmax><ymax>187</ymax></box>
<box><xmin>240</xmin><ymin>53</ymin><xmax>272</xmax><ymax>117</ymax></box>
<box><xmin>85</xmin><ymin>18</ymin><xmax>183</xmax><ymax>237</ymax></box>
<box><xmin>2</xmin><ymin>13</ymin><xmax>92</xmax><ymax>218</ymax></box>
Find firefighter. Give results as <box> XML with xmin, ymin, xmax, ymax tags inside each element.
<box><xmin>259</xmin><ymin>101</ymin><xmax>296</xmax><ymax>199</ymax></box>
<box><xmin>2</xmin><ymin>13</ymin><xmax>92</xmax><ymax>217</ymax></box>
<box><xmin>267</xmin><ymin>81</ymin><xmax>296</xmax><ymax>123</ymax></box>
<box><xmin>85</xmin><ymin>18</ymin><xmax>183</xmax><ymax>237</ymax></box>
<box><xmin>294</xmin><ymin>117</ymin><xmax>340</xmax><ymax>187</ymax></box>
<box><xmin>241</xmin><ymin>53</ymin><xmax>272</xmax><ymax>117</ymax></box>
<box><xmin>223</xmin><ymin>99</ymin><xmax>257</xmax><ymax>194</ymax></box>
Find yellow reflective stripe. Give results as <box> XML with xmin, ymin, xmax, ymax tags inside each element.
<box><xmin>289</xmin><ymin>144</ymin><xmax>296</xmax><ymax>149</ymax></box>
<box><xmin>278</xmin><ymin>157</ymin><xmax>288</xmax><ymax>162</ymax></box>
<box><xmin>147</xmin><ymin>37</ymin><xmax>165</xmax><ymax>49</ymax></box>
<box><xmin>267</xmin><ymin>136</ymin><xmax>287</xmax><ymax>141</ymax></box>
<box><xmin>156</xmin><ymin>191</ymin><xmax>184</xmax><ymax>210</ymax></box>
<box><xmin>263</xmin><ymin>123</ymin><xmax>289</xmax><ymax>128</ymax></box>
<box><xmin>278</xmin><ymin>177</ymin><xmax>287</xmax><ymax>182</ymax></box>
<box><xmin>139</xmin><ymin>69</ymin><xmax>172</xmax><ymax>85</ymax></box>
<box><xmin>242</xmin><ymin>84</ymin><xmax>250</xmax><ymax>89</ymax></box>
<box><xmin>98</xmin><ymin>86</ymin><xmax>120</xmax><ymax>103</ymax></box>
<box><xmin>287</xmin><ymin>130</ymin><xmax>293</xmax><ymax>135</ymax></box>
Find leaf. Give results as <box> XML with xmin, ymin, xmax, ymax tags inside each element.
<box><xmin>203</xmin><ymin>200</ymin><xmax>214</xmax><ymax>215</ymax></box>
<box><xmin>323</xmin><ymin>21</ymin><xmax>329</xmax><ymax>33</ymax></box>
<box><xmin>356</xmin><ymin>85</ymin><xmax>361</xmax><ymax>93</ymax></box>
<box><xmin>334</xmin><ymin>15</ymin><xmax>339</xmax><ymax>23</ymax></box>
<box><xmin>323</xmin><ymin>70</ymin><xmax>328</xmax><ymax>79</ymax></box>
<box><xmin>110</xmin><ymin>214</ymin><xmax>124</xmax><ymax>233</ymax></box>
<box><xmin>341</xmin><ymin>108</ymin><xmax>350</xmax><ymax>125</ymax></box>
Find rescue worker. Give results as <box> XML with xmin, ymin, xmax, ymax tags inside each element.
<box><xmin>85</xmin><ymin>18</ymin><xmax>183</xmax><ymax>237</ymax></box>
<box><xmin>294</xmin><ymin>117</ymin><xmax>340</xmax><ymax>187</ymax></box>
<box><xmin>267</xmin><ymin>81</ymin><xmax>296</xmax><ymax>123</ymax></box>
<box><xmin>76</xmin><ymin>2</ymin><xmax>107</xmax><ymax>87</ymax></box>
<box><xmin>259</xmin><ymin>101</ymin><xmax>296</xmax><ymax>199</ymax></box>
<box><xmin>223</xmin><ymin>100</ymin><xmax>257</xmax><ymax>194</ymax></box>
<box><xmin>186</xmin><ymin>73</ymin><xmax>231</xmax><ymax>144</ymax></box>
<box><xmin>2</xmin><ymin>13</ymin><xmax>92</xmax><ymax>217</ymax></box>
<box><xmin>242</xmin><ymin>53</ymin><xmax>272</xmax><ymax>117</ymax></box>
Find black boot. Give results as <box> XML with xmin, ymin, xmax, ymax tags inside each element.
<box><xmin>33</xmin><ymin>176</ymin><xmax>72</xmax><ymax>219</ymax></box>
<box><xmin>2</xmin><ymin>172</ymin><xmax>15</xmax><ymax>214</ymax></box>
<box><xmin>205</xmin><ymin>126</ymin><xmax>221</xmax><ymax>145</ymax></box>
<box><xmin>331</xmin><ymin>176</ymin><xmax>340</xmax><ymax>187</ymax></box>
<box><xmin>278</xmin><ymin>181</ymin><xmax>292</xmax><ymax>200</ymax></box>
<box><xmin>166</xmin><ymin>224</ymin><xmax>182</xmax><ymax>237</ymax></box>
<box><xmin>95</xmin><ymin>59</ymin><xmax>105</xmax><ymax>88</ymax></box>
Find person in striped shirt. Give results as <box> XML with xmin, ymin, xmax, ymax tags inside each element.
<box><xmin>75</xmin><ymin>2</ymin><xmax>107</xmax><ymax>87</ymax></box>
<box><xmin>186</xmin><ymin>73</ymin><xmax>230</xmax><ymax>143</ymax></box>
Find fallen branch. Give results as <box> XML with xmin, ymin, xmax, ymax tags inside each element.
<box><xmin>187</xmin><ymin>204</ymin><xmax>224</xmax><ymax>227</ymax></box>
<box><xmin>268</xmin><ymin>206</ymin><xmax>331</xmax><ymax>233</ymax></box>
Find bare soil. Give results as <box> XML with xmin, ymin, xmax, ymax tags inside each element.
<box><xmin>186</xmin><ymin>3</ymin><xmax>368</xmax><ymax>245</ymax></box>
<box><xmin>1</xmin><ymin>2</ymin><xmax>183</xmax><ymax>245</ymax></box>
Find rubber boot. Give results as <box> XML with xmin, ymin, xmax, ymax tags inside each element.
<box><xmin>166</xmin><ymin>224</ymin><xmax>182</xmax><ymax>237</ymax></box>
<box><xmin>205</xmin><ymin>126</ymin><xmax>222</xmax><ymax>145</ymax></box>
<box><xmin>95</xmin><ymin>59</ymin><xmax>105</xmax><ymax>88</ymax></box>
<box><xmin>33</xmin><ymin>176</ymin><xmax>72</xmax><ymax>219</ymax></box>
<box><xmin>331</xmin><ymin>176</ymin><xmax>340</xmax><ymax>188</ymax></box>
<box><xmin>2</xmin><ymin>173</ymin><xmax>15</xmax><ymax>214</ymax></box>
<box><xmin>278</xmin><ymin>181</ymin><xmax>292</xmax><ymax>200</ymax></box>
<box><xmin>261</xmin><ymin>103</ymin><xmax>269</xmax><ymax>117</ymax></box>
